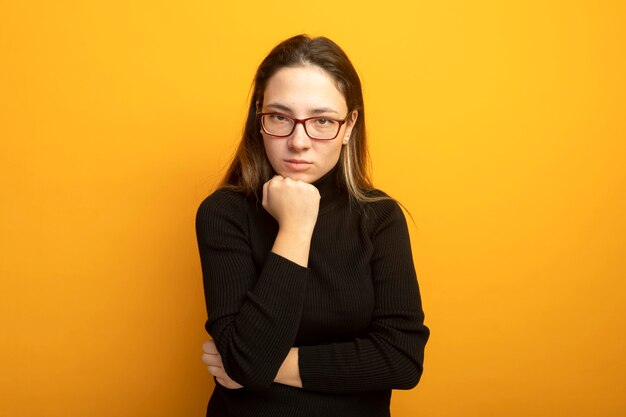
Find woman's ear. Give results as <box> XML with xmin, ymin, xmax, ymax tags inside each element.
<box><xmin>349</xmin><ymin>110</ymin><xmax>359</xmax><ymax>127</ymax></box>
<box><xmin>343</xmin><ymin>110</ymin><xmax>359</xmax><ymax>143</ymax></box>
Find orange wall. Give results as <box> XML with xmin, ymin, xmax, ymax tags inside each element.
<box><xmin>1</xmin><ymin>1</ymin><xmax>625</xmax><ymax>416</ymax></box>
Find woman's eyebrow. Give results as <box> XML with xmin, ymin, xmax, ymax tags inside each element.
<box><xmin>265</xmin><ymin>103</ymin><xmax>292</xmax><ymax>112</ymax></box>
<box><xmin>310</xmin><ymin>107</ymin><xmax>339</xmax><ymax>115</ymax></box>
<box><xmin>265</xmin><ymin>102</ymin><xmax>339</xmax><ymax>115</ymax></box>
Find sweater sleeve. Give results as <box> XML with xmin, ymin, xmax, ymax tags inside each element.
<box><xmin>195</xmin><ymin>190</ymin><xmax>309</xmax><ymax>391</ymax></box>
<box><xmin>298</xmin><ymin>198</ymin><xmax>430</xmax><ymax>393</ymax></box>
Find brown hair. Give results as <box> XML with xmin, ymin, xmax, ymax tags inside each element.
<box><xmin>220</xmin><ymin>34</ymin><xmax>387</xmax><ymax>204</ymax></box>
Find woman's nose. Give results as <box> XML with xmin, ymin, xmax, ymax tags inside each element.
<box><xmin>288</xmin><ymin>123</ymin><xmax>311</xmax><ymax>150</ymax></box>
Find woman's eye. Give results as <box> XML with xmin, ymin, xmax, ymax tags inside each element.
<box><xmin>270</xmin><ymin>114</ymin><xmax>290</xmax><ymax>122</ymax></box>
<box><xmin>316</xmin><ymin>118</ymin><xmax>336</xmax><ymax>126</ymax></box>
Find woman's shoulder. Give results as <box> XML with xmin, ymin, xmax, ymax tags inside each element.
<box><xmin>196</xmin><ymin>187</ymin><xmax>251</xmax><ymax>223</ymax></box>
<box><xmin>200</xmin><ymin>187</ymin><xmax>246</xmax><ymax>205</ymax></box>
<box><xmin>359</xmin><ymin>188</ymin><xmax>407</xmax><ymax>224</ymax></box>
<box><xmin>362</xmin><ymin>188</ymin><xmax>401</xmax><ymax>210</ymax></box>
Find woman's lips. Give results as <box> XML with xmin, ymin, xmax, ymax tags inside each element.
<box><xmin>284</xmin><ymin>159</ymin><xmax>312</xmax><ymax>171</ymax></box>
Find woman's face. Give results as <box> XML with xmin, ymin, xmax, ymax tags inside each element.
<box><xmin>259</xmin><ymin>65</ymin><xmax>358</xmax><ymax>183</ymax></box>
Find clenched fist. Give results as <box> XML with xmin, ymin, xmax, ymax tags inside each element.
<box><xmin>262</xmin><ymin>175</ymin><xmax>321</xmax><ymax>234</ymax></box>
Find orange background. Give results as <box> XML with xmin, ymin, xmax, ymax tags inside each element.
<box><xmin>1</xmin><ymin>1</ymin><xmax>625</xmax><ymax>416</ymax></box>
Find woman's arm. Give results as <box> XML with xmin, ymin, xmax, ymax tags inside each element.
<box><xmin>274</xmin><ymin>347</ymin><xmax>302</xmax><ymax>388</ymax></box>
<box><xmin>263</xmin><ymin>176</ymin><xmax>319</xmax><ymax>267</ymax></box>
<box><xmin>196</xmin><ymin>177</ymin><xmax>319</xmax><ymax>391</ymax></box>
<box><xmin>296</xmin><ymin>198</ymin><xmax>430</xmax><ymax>393</ymax></box>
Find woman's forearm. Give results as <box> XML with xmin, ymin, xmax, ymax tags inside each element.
<box><xmin>272</xmin><ymin>226</ymin><xmax>314</xmax><ymax>267</ymax></box>
<box><xmin>274</xmin><ymin>347</ymin><xmax>302</xmax><ymax>388</ymax></box>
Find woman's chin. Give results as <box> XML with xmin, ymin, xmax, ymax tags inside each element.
<box><xmin>274</xmin><ymin>170</ymin><xmax>315</xmax><ymax>183</ymax></box>
<box><xmin>287</xmin><ymin>173</ymin><xmax>313</xmax><ymax>183</ymax></box>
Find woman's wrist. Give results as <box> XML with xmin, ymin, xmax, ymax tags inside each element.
<box><xmin>278</xmin><ymin>220</ymin><xmax>316</xmax><ymax>237</ymax></box>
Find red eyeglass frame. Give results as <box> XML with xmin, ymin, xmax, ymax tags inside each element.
<box><xmin>256</xmin><ymin>112</ymin><xmax>350</xmax><ymax>140</ymax></box>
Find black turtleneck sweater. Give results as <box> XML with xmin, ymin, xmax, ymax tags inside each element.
<box><xmin>195</xmin><ymin>166</ymin><xmax>429</xmax><ymax>417</ymax></box>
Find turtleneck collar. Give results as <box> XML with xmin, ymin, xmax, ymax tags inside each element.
<box><xmin>311</xmin><ymin>163</ymin><xmax>343</xmax><ymax>214</ymax></box>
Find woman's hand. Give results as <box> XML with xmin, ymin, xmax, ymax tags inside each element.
<box><xmin>262</xmin><ymin>175</ymin><xmax>321</xmax><ymax>267</ymax></box>
<box><xmin>202</xmin><ymin>340</ymin><xmax>243</xmax><ymax>389</ymax></box>
<box><xmin>262</xmin><ymin>175</ymin><xmax>320</xmax><ymax>234</ymax></box>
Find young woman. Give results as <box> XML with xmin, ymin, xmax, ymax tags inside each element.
<box><xmin>196</xmin><ymin>35</ymin><xmax>429</xmax><ymax>417</ymax></box>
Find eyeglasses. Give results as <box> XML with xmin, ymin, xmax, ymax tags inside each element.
<box><xmin>257</xmin><ymin>112</ymin><xmax>349</xmax><ymax>140</ymax></box>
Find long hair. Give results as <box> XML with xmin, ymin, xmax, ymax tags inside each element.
<box><xmin>220</xmin><ymin>34</ymin><xmax>386</xmax><ymax>204</ymax></box>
